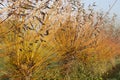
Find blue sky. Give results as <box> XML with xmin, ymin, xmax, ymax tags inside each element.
<box><xmin>0</xmin><ymin>0</ymin><xmax>120</xmax><ymax>20</ymax></box>
<box><xmin>82</xmin><ymin>0</ymin><xmax>120</xmax><ymax>19</ymax></box>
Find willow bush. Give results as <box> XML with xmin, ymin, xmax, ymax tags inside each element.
<box><xmin>0</xmin><ymin>0</ymin><xmax>120</xmax><ymax>80</ymax></box>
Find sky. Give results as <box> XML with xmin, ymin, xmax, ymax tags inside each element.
<box><xmin>82</xmin><ymin>0</ymin><xmax>120</xmax><ymax>19</ymax></box>
<box><xmin>0</xmin><ymin>0</ymin><xmax>120</xmax><ymax>20</ymax></box>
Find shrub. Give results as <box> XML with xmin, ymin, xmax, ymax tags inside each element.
<box><xmin>0</xmin><ymin>0</ymin><xmax>120</xmax><ymax>80</ymax></box>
